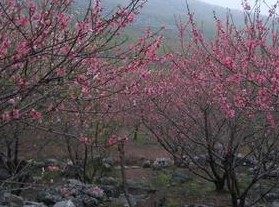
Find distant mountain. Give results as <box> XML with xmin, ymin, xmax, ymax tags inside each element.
<box><xmin>75</xmin><ymin>0</ymin><xmax>248</xmax><ymax>40</ymax></box>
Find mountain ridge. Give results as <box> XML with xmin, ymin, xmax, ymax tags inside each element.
<box><xmin>75</xmin><ymin>0</ymin><xmax>248</xmax><ymax>39</ymax></box>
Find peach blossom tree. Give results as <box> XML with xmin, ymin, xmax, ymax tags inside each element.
<box><xmin>0</xmin><ymin>0</ymin><xmax>164</xmax><ymax>185</ymax></box>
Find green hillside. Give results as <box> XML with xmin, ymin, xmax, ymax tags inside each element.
<box><xmin>74</xmin><ymin>0</ymin><xmax>249</xmax><ymax>42</ymax></box>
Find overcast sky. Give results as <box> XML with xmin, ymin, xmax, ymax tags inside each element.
<box><xmin>199</xmin><ymin>0</ymin><xmax>278</xmax><ymax>15</ymax></box>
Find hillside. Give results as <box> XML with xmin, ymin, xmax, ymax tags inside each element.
<box><xmin>75</xmin><ymin>0</ymin><xmax>247</xmax><ymax>40</ymax></box>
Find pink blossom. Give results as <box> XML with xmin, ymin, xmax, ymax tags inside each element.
<box><xmin>226</xmin><ymin>108</ymin><xmax>235</xmax><ymax>119</ymax></box>
<box><xmin>79</xmin><ymin>137</ymin><xmax>91</xmax><ymax>144</ymax></box>
<box><xmin>12</xmin><ymin>109</ymin><xmax>20</xmax><ymax>119</ymax></box>
<box><xmin>224</xmin><ymin>57</ymin><xmax>234</xmax><ymax>68</ymax></box>
<box><xmin>76</xmin><ymin>75</ymin><xmax>88</xmax><ymax>85</ymax></box>
<box><xmin>220</xmin><ymin>97</ymin><xmax>235</xmax><ymax>118</ymax></box>
<box><xmin>0</xmin><ymin>38</ymin><xmax>10</xmax><ymax>58</ymax></box>
<box><xmin>2</xmin><ymin>112</ymin><xmax>10</xmax><ymax>122</ymax></box>
<box><xmin>29</xmin><ymin>109</ymin><xmax>42</xmax><ymax>120</ymax></box>
<box><xmin>48</xmin><ymin>165</ymin><xmax>60</xmax><ymax>172</ymax></box>
<box><xmin>106</xmin><ymin>135</ymin><xmax>128</xmax><ymax>147</ymax></box>
<box><xmin>56</xmin><ymin>68</ymin><xmax>66</xmax><ymax>77</ymax></box>
<box><xmin>258</xmin><ymin>89</ymin><xmax>272</xmax><ymax>110</ymax></box>
<box><xmin>27</xmin><ymin>0</ymin><xmax>36</xmax><ymax>15</ymax></box>
<box><xmin>16</xmin><ymin>17</ymin><xmax>29</xmax><ymax>27</ymax></box>
<box><xmin>256</xmin><ymin>74</ymin><xmax>266</xmax><ymax>85</ymax></box>
<box><xmin>81</xmin><ymin>86</ymin><xmax>90</xmax><ymax>94</ymax></box>
<box><xmin>57</xmin><ymin>13</ymin><xmax>70</xmax><ymax>30</ymax></box>
<box><xmin>267</xmin><ymin>113</ymin><xmax>276</xmax><ymax>128</ymax></box>
<box><xmin>16</xmin><ymin>42</ymin><xmax>30</xmax><ymax>57</ymax></box>
<box><xmin>234</xmin><ymin>95</ymin><xmax>246</xmax><ymax>108</ymax></box>
<box><xmin>141</xmin><ymin>70</ymin><xmax>150</xmax><ymax>79</ymax></box>
<box><xmin>107</xmin><ymin>135</ymin><xmax>118</xmax><ymax>146</ymax></box>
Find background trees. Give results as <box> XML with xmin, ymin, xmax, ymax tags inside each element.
<box><xmin>140</xmin><ymin>1</ymin><xmax>279</xmax><ymax>206</ymax></box>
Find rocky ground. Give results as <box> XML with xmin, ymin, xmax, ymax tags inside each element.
<box><xmin>1</xmin><ymin>139</ymin><xmax>279</xmax><ymax>207</ymax></box>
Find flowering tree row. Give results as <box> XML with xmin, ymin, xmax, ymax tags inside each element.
<box><xmin>139</xmin><ymin>1</ymin><xmax>279</xmax><ymax>207</ymax></box>
<box><xmin>0</xmin><ymin>0</ymin><xmax>164</xmax><ymax>184</ymax></box>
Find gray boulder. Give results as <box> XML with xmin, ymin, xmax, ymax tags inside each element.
<box><xmin>23</xmin><ymin>201</ymin><xmax>47</xmax><ymax>207</ymax></box>
<box><xmin>44</xmin><ymin>159</ymin><xmax>61</xmax><ymax>167</ymax></box>
<box><xmin>82</xmin><ymin>195</ymin><xmax>98</xmax><ymax>207</ymax></box>
<box><xmin>37</xmin><ymin>179</ymin><xmax>108</xmax><ymax>206</ymax></box>
<box><xmin>272</xmin><ymin>201</ymin><xmax>279</xmax><ymax>207</ymax></box>
<box><xmin>37</xmin><ymin>188</ymin><xmax>63</xmax><ymax>206</ymax></box>
<box><xmin>152</xmin><ymin>158</ymin><xmax>174</xmax><ymax>170</ymax></box>
<box><xmin>101</xmin><ymin>185</ymin><xmax>121</xmax><ymax>198</ymax></box>
<box><xmin>142</xmin><ymin>160</ymin><xmax>151</xmax><ymax>168</ymax></box>
<box><xmin>102</xmin><ymin>157</ymin><xmax>114</xmax><ymax>171</ymax></box>
<box><xmin>4</xmin><ymin>193</ymin><xmax>24</xmax><ymax>207</ymax></box>
<box><xmin>264</xmin><ymin>192</ymin><xmax>279</xmax><ymax>202</ymax></box>
<box><xmin>98</xmin><ymin>177</ymin><xmax>118</xmax><ymax>186</ymax></box>
<box><xmin>53</xmin><ymin>200</ymin><xmax>75</xmax><ymax>207</ymax></box>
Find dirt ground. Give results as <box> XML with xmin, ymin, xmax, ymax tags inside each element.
<box><xmin>18</xmin><ymin>132</ymin><xmax>233</xmax><ymax>207</ymax></box>
<box><xmin>111</xmin><ymin>139</ymin><xmax>232</xmax><ymax>207</ymax></box>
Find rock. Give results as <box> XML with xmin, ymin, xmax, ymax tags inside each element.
<box><xmin>264</xmin><ymin>192</ymin><xmax>279</xmax><ymax>202</ymax></box>
<box><xmin>3</xmin><ymin>193</ymin><xmax>24</xmax><ymax>207</ymax></box>
<box><xmin>71</xmin><ymin>196</ymin><xmax>84</xmax><ymax>207</ymax></box>
<box><xmin>66</xmin><ymin>179</ymin><xmax>83</xmax><ymax>187</ymax></box>
<box><xmin>36</xmin><ymin>179</ymin><xmax>112</xmax><ymax>206</ymax></box>
<box><xmin>101</xmin><ymin>185</ymin><xmax>121</xmax><ymax>198</ymax></box>
<box><xmin>142</xmin><ymin>160</ymin><xmax>151</xmax><ymax>168</ymax></box>
<box><xmin>86</xmin><ymin>186</ymin><xmax>105</xmax><ymax>200</ymax></box>
<box><xmin>37</xmin><ymin>189</ymin><xmax>63</xmax><ymax>206</ymax></box>
<box><xmin>32</xmin><ymin>176</ymin><xmax>43</xmax><ymax>182</ymax></box>
<box><xmin>185</xmin><ymin>205</ymin><xmax>213</xmax><ymax>207</ymax></box>
<box><xmin>44</xmin><ymin>158</ymin><xmax>61</xmax><ymax>167</ymax></box>
<box><xmin>7</xmin><ymin>194</ymin><xmax>24</xmax><ymax>207</ymax></box>
<box><xmin>272</xmin><ymin>201</ymin><xmax>279</xmax><ymax>207</ymax></box>
<box><xmin>236</xmin><ymin>154</ymin><xmax>257</xmax><ymax>167</ymax></box>
<box><xmin>23</xmin><ymin>201</ymin><xmax>47</xmax><ymax>207</ymax></box>
<box><xmin>152</xmin><ymin>158</ymin><xmax>174</xmax><ymax>170</ymax></box>
<box><xmin>265</xmin><ymin>167</ymin><xmax>279</xmax><ymax>178</ymax></box>
<box><xmin>102</xmin><ymin>157</ymin><xmax>114</xmax><ymax>170</ymax></box>
<box><xmin>99</xmin><ymin>177</ymin><xmax>118</xmax><ymax>186</ymax></box>
<box><xmin>53</xmin><ymin>200</ymin><xmax>76</xmax><ymax>207</ymax></box>
<box><xmin>82</xmin><ymin>195</ymin><xmax>98</xmax><ymax>207</ymax></box>
<box><xmin>173</xmin><ymin>156</ymin><xmax>189</xmax><ymax>167</ymax></box>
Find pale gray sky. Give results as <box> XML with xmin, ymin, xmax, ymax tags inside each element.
<box><xmin>199</xmin><ymin>0</ymin><xmax>278</xmax><ymax>14</ymax></box>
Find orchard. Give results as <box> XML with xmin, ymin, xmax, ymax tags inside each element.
<box><xmin>1</xmin><ymin>0</ymin><xmax>279</xmax><ymax>207</ymax></box>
